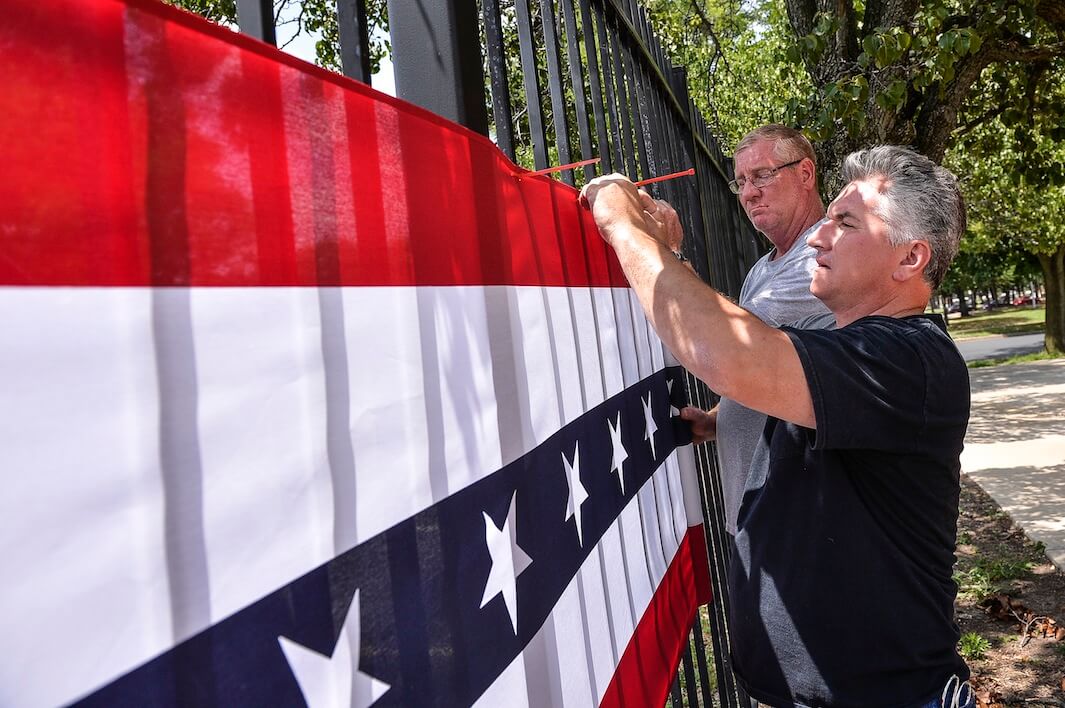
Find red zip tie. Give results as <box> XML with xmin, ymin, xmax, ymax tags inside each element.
<box><xmin>633</xmin><ymin>167</ymin><xmax>695</xmax><ymax>187</ymax></box>
<box><xmin>523</xmin><ymin>157</ymin><xmax>601</xmax><ymax>178</ymax></box>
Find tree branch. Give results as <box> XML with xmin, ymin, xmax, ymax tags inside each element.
<box><xmin>830</xmin><ymin>0</ymin><xmax>860</xmax><ymax>61</ymax></box>
<box><xmin>955</xmin><ymin>104</ymin><xmax>1008</xmax><ymax>137</ymax></box>
<box><xmin>785</xmin><ymin>0</ymin><xmax>817</xmax><ymax>38</ymax></box>
<box><xmin>1036</xmin><ymin>0</ymin><xmax>1065</xmax><ymax>28</ymax></box>
<box><xmin>863</xmin><ymin>0</ymin><xmax>921</xmax><ymax>34</ymax></box>
<box><xmin>687</xmin><ymin>0</ymin><xmax>732</xmax><ymax>74</ymax></box>
<box><xmin>987</xmin><ymin>38</ymin><xmax>1065</xmax><ymax>63</ymax></box>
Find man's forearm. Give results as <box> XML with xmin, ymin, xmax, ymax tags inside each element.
<box><xmin>608</xmin><ymin>225</ymin><xmax>816</xmax><ymax>428</ymax></box>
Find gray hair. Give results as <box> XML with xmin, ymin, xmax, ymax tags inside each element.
<box><xmin>735</xmin><ymin>124</ymin><xmax>817</xmax><ymax>169</ymax></box>
<box><xmin>841</xmin><ymin>146</ymin><xmax>965</xmax><ymax>289</ymax></box>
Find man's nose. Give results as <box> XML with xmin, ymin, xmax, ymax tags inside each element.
<box><xmin>807</xmin><ymin>221</ymin><xmax>829</xmax><ymax>249</ymax></box>
<box><xmin>740</xmin><ymin>179</ymin><xmax>761</xmax><ymax>202</ymax></box>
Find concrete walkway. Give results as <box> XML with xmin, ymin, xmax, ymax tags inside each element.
<box><xmin>960</xmin><ymin>358</ymin><xmax>1065</xmax><ymax>570</ymax></box>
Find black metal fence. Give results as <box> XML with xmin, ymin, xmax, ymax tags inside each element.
<box><xmin>235</xmin><ymin>0</ymin><xmax>764</xmax><ymax>704</ymax></box>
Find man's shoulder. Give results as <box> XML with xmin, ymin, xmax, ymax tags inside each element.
<box><xmin>849</xmin><ymin>313</ymin><xmax>950</xmax><ymax>339</ymax></box>
<box><xmin>826</xmin><ymin>314</ymin><xmax>966</xmax><ymax>377</ymax></box>
<box><xmin>791</xmin><ymin>314</ymin><xmax>958</xmax><ymax>359</ymax></box>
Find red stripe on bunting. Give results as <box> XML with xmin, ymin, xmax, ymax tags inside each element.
<box><xmin>600</xmin><ymin>526</ymin><xmax>713</xmax><ymax>708</ymax></box>
<box><xmin>0</xmin><ymin>0</ymin><xmax>628</xmax><ymax>289</ymax></box>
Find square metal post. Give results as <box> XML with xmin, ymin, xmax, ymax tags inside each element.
<box><xmin>236</xmin><ymin>0</ymin><xmax>276</xmax><ymax>45</ymax></box>
<box><xmin>385</xmin><ymin>0</ymin><xmax>489</xmax><ymax>135</ymax></box>
<box><xmin>337</xmin><ymin>0</ymin><xmax>373</xmax><ymax>83</ymax></box>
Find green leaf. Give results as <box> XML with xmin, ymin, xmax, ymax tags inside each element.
<box><xmin>956</xmin><ymin>32</ymin><xmax>971</xmax><ymax>55</ymax></box>
<box><xmin>862</xmin><ymin>34</ymin><xmax>881</xmax><ymax>55</ymax></box>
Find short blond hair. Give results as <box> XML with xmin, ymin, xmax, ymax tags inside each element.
<box><xmin>735</xmin><ymin>124</ymin><xmax>816</xmax><ymax>168</ymax></box>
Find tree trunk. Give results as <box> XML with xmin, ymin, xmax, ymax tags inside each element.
<box><xmin>1038</xmin><ymin>246</ymin><xmax>1065</xmax><ymax>355</ymax></box>
<box><xmin>956</xmin><ymin>289</ymin><xmax>970</xmax><ymax>317</ymax></box>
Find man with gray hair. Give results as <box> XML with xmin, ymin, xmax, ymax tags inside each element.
<box><xmin>581</xmin><ymin>145</ymin><xmax>972</xmax><ymax>706</ymax></box>
<box><xmin>681</xmin><ymin>124</ymin><xmax>832</xmax><ymax>537</ymax></box>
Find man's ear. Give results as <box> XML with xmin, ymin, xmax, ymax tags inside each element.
<box><xmin>799</xmin><ymin>157</ymin><xmax>817</xmax><ymax>190</ymax></box>
<box><xmin>893</xmin><ymin>240</ymin><xmax>932</xmax><ymax>283</ymax></box>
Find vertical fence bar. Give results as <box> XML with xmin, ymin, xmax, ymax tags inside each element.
<box><xmin>670</xmin><ymin>676</ymin><xmax>684</xmax><ymax>706</ymax></box>
<box><xmin>336</xmin><ymin>0</ymin><xmax>372</xmax><ymax>83</ymax></box>
<box><xmin>539</xmin><ymin>0</ymin><xmax>575</xmax><ymax>184</ymax></box>
<box><xmin>680</xmin><ymin>640</ymin><xmax>700</xmax><ymax>706</ymax></box>
<box><xmin>592</xmin><ymin>0</ymin><xmax>624</xmax><ymax>173</ymax></box>
<box><xmin>624</xmin><ymin>50</ymin><xmax>652</xmax><ymax>181</ymax></box>
<box><xmin>691</xmin><ymin>612</ymin><xmax>715</xmax><ymax>707</ymax></box>
<box><xmin>561</xmin><ymin>0</ymin><xmax>596</xmax><ymax>181</ymax></box>
<box><xmin>482</xmin><ymin>0</ymin><xmax>516</xmax><ymax>160</ymax></box>
<box><xmin>578</xmin><ymin>0</ymin><xmax>612</xmax><ymax>174</ymax></box>
<box><xmin>386</xmin><ymin>0</ymin><xmax>489</xmax><ymax>135</ymax></box>
<box><xmin>514</xmin><ymin>0</ymin><xmax>550</xmax><ymax>169</ymax></box>
<box><xmin>607</xmin><ymin>28</ymin><xmax>638</xmax><ymax>177</ymax></box>
<box><xmin>235</xmin><ymin>0</ymin><xmax>276</xmax><ymax>45</ymax></box>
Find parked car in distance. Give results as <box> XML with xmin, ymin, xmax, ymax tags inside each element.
<box><xmin>1013</xmin><ymin>295</ymin><xmax>1033</xmax><ymax>306</ymax></box>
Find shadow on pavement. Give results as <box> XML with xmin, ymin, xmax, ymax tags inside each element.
<box><xmin>966</xmin><ymin>388</ymin><xmax>1065</xmax><ymax>444</ymax></box>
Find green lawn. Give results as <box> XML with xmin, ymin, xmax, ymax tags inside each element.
<box><xmin>944</xmin><ymin>305</ymin><xmax>1046</xmax><ymax>340</ymax></box>
<box><xmin>967</xmin><ymin>349</ymin><xmax>1061</xmax><ymax>368</ymax></box>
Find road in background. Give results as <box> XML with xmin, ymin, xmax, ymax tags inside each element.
<box><xmin>954</xmin><ymin>332</ymin><xmax>1045</xmax><ymax>362</ymax></box>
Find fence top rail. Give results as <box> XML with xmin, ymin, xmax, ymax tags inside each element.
<box><xmin>597</xmin><ymin>0</ymin><xmax>730</xmax><ymax>181</ymax></box>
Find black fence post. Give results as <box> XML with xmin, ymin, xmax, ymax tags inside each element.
<box><xmin>385</xmin><ymin>0</ymin><xmax>489</xmax><ymax>136</ymax></box>
<box><xmin>235</xmin><ymin>0</ymin><xmax>275</xmax><ymax>45</ymax></box>
<box><xmin>337</xmin><ymin>0</ymin><xmax>372</xmax><ymax>83</ymax></box>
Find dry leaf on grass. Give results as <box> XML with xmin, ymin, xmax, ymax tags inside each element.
<box><xmin>970</xmin><ymin>677</ymin><xmax>1004</xmax><ymax>708</ymax></box>
<box><xmin>978</xmin><ymin>594</ymin><xmax>1031</xmax><ymax>623</ymax></box>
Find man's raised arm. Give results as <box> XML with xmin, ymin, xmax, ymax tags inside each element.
<box><xmin>581</xmin><ymin>174</ymin><xmax>815</xmax><ymax>430</ymax></box>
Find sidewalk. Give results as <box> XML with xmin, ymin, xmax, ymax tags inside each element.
<box><xmin>960</xmin><ymin>358</ymin><xmax>1065</xmax><ymax>570</ymax></box>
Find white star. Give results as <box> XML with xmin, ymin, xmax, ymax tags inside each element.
<box><xmin>608</xmin><ymin>413</ymin><xmax>629</xmax><ymax>493</ymax></box>
<box><xmin>278</xmin><ymin>589</ymin><xmax>390</xmax><ymax>708</ymax></box>
<box><xmin>480</xmin><ymin>492</ymin><xmax>532</xmax><ymax>634</ymax></box>
<box><xmin>667</xmin><ymin>378</ymin><xmax>680</xmax><ymax>414</ymax></box>
<box><xmin>563</xmin><ymin>442</ymin><xmax>589</xmax><ymax>546</ymax></box>
<box><xmin>643</xmin><ymin>392</ymin><xmax>659</xmax><ymax>459</ymax></box>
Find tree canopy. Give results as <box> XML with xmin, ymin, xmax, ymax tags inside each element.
<box><xmin>645</xmin><ymin>0</ymin><xmax>1064</xmax><ymax>351</ymax></box>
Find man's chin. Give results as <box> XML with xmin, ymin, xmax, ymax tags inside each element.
<box><xmin>749</xmin><ymin>213</ymin><xmax>771</xmax><ymax>229</ymax></box>
<box><xmin>809</xmin><ymin>279</ymin><xmax>831</xmax><ymax>304</ymax></box>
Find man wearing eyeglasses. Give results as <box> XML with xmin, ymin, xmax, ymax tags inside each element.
<box><xmin>681</xmin><ymin>125</ymin><xmax>833</xmax><ymax>538</ymax></box>
<box><xmin>580</xmin><ymin>145</ymin><xmax>972</xmax><ymax>707</ymax></box>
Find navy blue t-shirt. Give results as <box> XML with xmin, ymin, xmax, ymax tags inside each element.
<box><xmin>729</xmin><ymin>314</ymin><xmax>971</xmax><ymax>707</ymax></box>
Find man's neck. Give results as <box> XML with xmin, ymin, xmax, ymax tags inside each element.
<box><xmin>833</xmin><ymin>291</ymin><xmax>931</xmax><ymax>328</ymax></box>
<box><xmin>766</xmin><ymin>200</ymin><xmax>825</xmax><ymax>261</ymax></box>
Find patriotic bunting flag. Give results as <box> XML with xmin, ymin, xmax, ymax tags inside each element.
<box><xmin>0</xmin><ymin>1</ymin><xmax>711</xmax><ymax>706</ymax></box>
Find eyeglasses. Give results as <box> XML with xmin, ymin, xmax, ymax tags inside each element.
<box><xmin>728</xmin><ymin>158</ymin><xmax>803</xmax><ymax>194</ymax></box>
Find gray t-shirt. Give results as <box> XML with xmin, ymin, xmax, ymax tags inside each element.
<box><xmin>716</xmin><ymin>221</ymin><xmax>833</xmax><ymax>535</ymax></box>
